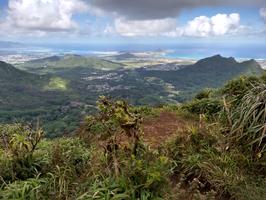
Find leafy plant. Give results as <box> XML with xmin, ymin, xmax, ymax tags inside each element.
<box><xmin>0</xmin><ymin>176</ymin><xmax>47</xmax><ymax>200</ymax></box>
<box><xmin>182</xmin><ymin>98</ymin><xmax>222</xmax><ymax>117</ymax></box>
<box><xmin>194</xmin><ymin>88</ymin><xmax>214</xmax><ymax>100</ymax></box>
<box><xmin>229</xmin><ymin>83</ymin><xmax>266</xmax><ymax>160</ymax></box>
<box><xmin>221</xmin><ymin>76</ymin><xmax>261</xmax><ymax>106</ymax></box>
<box><xmin>0</xmin><ymin>123</ymin><xmax>44</xmax><ymax>181</ymax></box>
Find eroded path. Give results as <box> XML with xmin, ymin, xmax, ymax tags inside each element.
<box><xmin>142</xmin><ymin>111</ymin><xmax>197</xmax><ymax>148</ymax></box>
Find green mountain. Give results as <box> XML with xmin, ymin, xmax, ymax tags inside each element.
<box><xmin>110</xmin><ymin>52</ymin><xmax>138</xmax><ymax>60</ymax></box>
<box><xmin>138</xmin><ymin>55</ymin><xmax>264</xmax><ymax>101</ymax></box>
<box><xmin>188</xmin><ymin>55</ymin><xmax>262</xmax><ymax>75</ymax></box>
<box><xmin>0</xmin><ymin>61</ymin><xmax>47</xmax><ymax>107</ymax></box>
<box><xmin>1</xmin><ymin>55</ymin><xmax>263</xmax><ymax>137</ymax></box>
<box><xmin>0</xmin><ymin>61</ymin><xmax>38</xmax><ymax>81</ymax></box>
<box><xmin>0</xmin><ymin>61</ymin><xmax>90</xmax><ymax>137</ymax></box>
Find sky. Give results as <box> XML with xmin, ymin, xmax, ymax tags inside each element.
<box><xmin>0</xmin><ymin>0</ymin><xmax>266</xmax><ymax>45</ymax></box>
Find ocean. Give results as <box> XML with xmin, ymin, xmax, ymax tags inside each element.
<box><xmin>37</xmin><ymin>42</ymin><xmax>266</xmax><ymax>60</ymax></box>
<box><xmin>1</xmin><ymin>42</ymin><xmax>266</xmax><ymax>60</ymax></box>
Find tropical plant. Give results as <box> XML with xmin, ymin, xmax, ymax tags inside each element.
<box><xmin>229</xmin><ymin>83</ymin><xmax>266</xmax><ymax>160</ymax></box>
<box><xmin>0</xmin><ymin>123</ymin><xmax>44</xmax><ymax>181</ymax></box>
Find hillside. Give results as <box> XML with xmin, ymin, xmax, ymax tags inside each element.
<box><xmin>0</xmin><ymin>61</ymin><xmax>91</xmax><ymax>137</ymax></box>
<box><xmin>109</xmin><ymin>52</ymin><xmax>139</xmax><ymax>60</ymax></box>
<box><xmin>1</xmin><ymin>55</ymin><xmax>264</xmax><ymax>137</ymax></box>
<box><xmin>138</xmin><ymin>55</ymin><xmax>264</xmax><ymax>100</ymax></box>
<box><xmin>0</xmin><ymin>61</ymin><xmax>71</xmax><ymax>106</ymax></box>
<box><xmin>1</xmin><ymin>74</ymin><xmax>266</xmax><ymax>199</ymax></box>
<box><xmin>17</xmin><ymin>54</ymin><xmax>264</xmax><ymax>104</ymax></box>
<box><xmin>0</xmin><ymin>61</ymin><xmax>39</xmax><ymax>82</ymax></box>
<box><xmin>0</xmin><ymin>61</ymin><xmax>48</xmax><ymax>106</ymax></box>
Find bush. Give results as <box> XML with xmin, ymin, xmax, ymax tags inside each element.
<box><xmin>166</xmin><ymin>124</ymin><xmax>248</xmax><ymax>199</ymax></box>
<box><xmin>194</xmin><ymin>89</ymin><xmax>213</xmax><ymax>100</ymax></box>
<box><xmin>0</xmin><ymin>123</ymin><xmax>44</xmax><ymax>181</ymax></box>
<box><xmin>0</xmin><ymin>177</ymin><xmax>47</xmax><ymax>200</ymax></box>
<box><xmin>182</xmin><ymin>98</ymin><xmax>222</xmax><ymax>117</ymax></box>
<box><xmin>229</xmin><ymin>83</ymin><xmax>266</xmax><ymax>161</ymax></box>
<box><xmin>0</xmin><ymin>149</ymin><xmax>13</xmax><ymax>186</ymax></box>
<box><xmin>50</xmin><ymin>138</ymin><xmax>91</xmax><ymax>175</ymax></box>
<box><xmin>221</xmin><ymin>76</ymin><xmax>261</xmax><ymax>105</ymax></box>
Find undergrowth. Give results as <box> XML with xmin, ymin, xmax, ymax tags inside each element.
<box><xmin>1</xmin><ymin>74</ymin><xmax>266</xmax><ymax>199</ymax></box>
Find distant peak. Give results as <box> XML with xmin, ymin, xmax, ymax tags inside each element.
<box><xmin>228</xmin><ymin>57</ymin><xmax>237</xmax><ymax>62</ymax></box>
<box><xmin>0</xmin><ymin>60</ymin><xmax>7</xmax><ymax>64</ymax></box>
<box><xmin>210</xmin><ymin>55</ymin><xmax>236</xmax><ymax>62</ymax></box>
<box><xmin>196</xmin><ymin>55</ymin><xmax>237</xmax><ymax>65</ymax></box>
<box><xmin>212</xmin><ymin>54</ymin><xmax>222</xmax><ymax>58</ymax></box>
<box><xmin>241</xmin><ymin>59</ymin><xmax>260</xmax><ymax>65</ymax></box>
<box><xmin>0</xmin><ymin>61</ymin><xmax>12</xmax><ymax>68</ymax></box>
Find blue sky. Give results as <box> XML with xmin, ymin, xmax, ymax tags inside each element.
<box><xmin>0</xmin><ymin>0</ymin><xmax>265</xmax><ymax>45</ymax></box>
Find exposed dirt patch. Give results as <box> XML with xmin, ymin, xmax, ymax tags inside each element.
<box><xmin>142</xmin><ymin>111</ymin><xmax>196</xmax><ymax>148</ymax></box>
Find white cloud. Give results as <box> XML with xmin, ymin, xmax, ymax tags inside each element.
<box><xmin>114</xmin><ymin>18</ymin><xmax>177</xmax><ymax>37</ymax></box>
<box><xmin>113</xmin><ymin>13</ymin><xmax>242</xmax><ymax>37</ymax></box>
<box><xmin>260</xmin><ymin>8</ymin><xmax>266</xmax><ymax>22</ymax></box>
<box><xmin>4</xmin><ymin>0</ymin><xmax>88</xmax><ymax>31</ymax></box>
<box><xmin>183</xmin><ymin>13</ymin><xmax>241</xmax><ymax>37</ymax></box>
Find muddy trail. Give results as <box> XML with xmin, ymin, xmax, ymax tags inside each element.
<box><xmin>142</xmin><ymin>111</ymin><xmax>197</xmax><ymax>148</ymax></box>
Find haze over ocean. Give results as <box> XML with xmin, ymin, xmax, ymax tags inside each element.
<box><xmin>31</xmin><ymin>42</ymin><xmax>266</xmax><ymax>60</ymax></box>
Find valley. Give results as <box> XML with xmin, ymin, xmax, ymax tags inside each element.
<box><xmin>0</xmin><ymin>53</ymin><xmax>264</xmax><ymax>137</ymax></box>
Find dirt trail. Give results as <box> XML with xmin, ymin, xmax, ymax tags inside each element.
<box><xmin>142</xmin><ymin>111</ymin><xmax>194</xmax><ymax>148</ymax></box>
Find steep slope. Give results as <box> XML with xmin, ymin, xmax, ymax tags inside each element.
<box><xmin>174</xmin><ymin>55</ymin><xmax>263</xmax><ymax>87</ymax></box>
<box><xmin>0</xmin><ymin>61</ymin><xmax>33</xmax><ymax>80</ymax></box>
<box><xmin>0</xmin><ymin>61</ymin><xmax>87</xmax><ymax>136</ymax></box>
<box><xmin>0</xmin><ymin>61</ymin><xmax>46</xmax><ymax>85</ymax></box>
<box><xmin>138</xmin><ymin>55</ymin><xmax>264</xmax><ymax>101</ymax></box>
<box><xmin>188</xmin><ymin>55</ymin><xmax>262</xmax><ymax>75</ymax></box>
<box><xmin>0</xmin><ymin>61</ymin><xmax>63</xmax><ymax>108</ymax></box>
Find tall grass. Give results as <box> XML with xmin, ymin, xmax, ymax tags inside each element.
<box><xmin>230</xmin><ymin>83</ymin><xmax>266</xmax><ymax>159</ymax></box>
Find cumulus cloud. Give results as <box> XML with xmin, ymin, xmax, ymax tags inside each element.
<box><xmin>183</xmin><ymin>13</ymin><xmax>241</xmax><ymax>37</ymax></box>
<box><xmin>90</xmin><ymin>0</ymin><xmax>263</xmax><ymax>20</ymax></box>
<box><xmin>113</xmin><ymin>13</ymin><xmax>243</xmax><ymax>37</ymax></box>
<box><xmin>4</xmin><ymin>0</ymin><xmax>88</xmax><ymax>31</ymax></box>
<box><xmin>260</xmin><ymin>8</ymin><xmax>266</xmax><ymax>22</ymax></box>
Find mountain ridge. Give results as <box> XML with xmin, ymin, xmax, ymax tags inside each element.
<box><xmin>1</xmin><ymin>55</ymin><xmax>264</xmax><ymax>136</ymax></box>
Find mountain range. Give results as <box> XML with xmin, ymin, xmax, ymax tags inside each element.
<box><xmin>0</xmin><ymin>55</ymin><xmax>263</xmax><ymax>136</ymax></box>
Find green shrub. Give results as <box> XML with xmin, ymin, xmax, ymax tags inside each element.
<box><xmin>0</xmin><ymin>149</ymin><xmax>13</xmax><ymax>186</ymax></box>
<box><xmin>0</xmin><ymin>177</ymin><xmax>47</xmax><ymax>200</ymax></box>
<box><xmin>229</xmin><ymin>83</ymin><xmax>266</xmax><ymax>161</ymax></box>
<box><xmin>221</xmin><ymin>76</ymin><xmax>261</xmax><ymax>105</ymax></box>
<box><xmin>0</xmin><ymin>123</ymin><xmax>44</xmax><ymax>181</ymax></box>
<box><xmin>182</xmin><ymin>98</ymin><xmax>222</xmax><ymax>117</ymax></box>
<box><xmin>194</xmin><ymin>89</ymin><xmax>213</xmax><ymax>100</ymax></box>
<box><xmin>51</xmin><ymin>138</ymin><xmax>91</xmax><ymax>175</ymax></box>
<box><xmin>77</xmin><ymin>177</ymin><xmax>131</xmax><ymax>200</ymax></box>
<box><xmin>165</xmin><ymin>124</ymin><xmax>249</xmax><ymax>199</ymax></box>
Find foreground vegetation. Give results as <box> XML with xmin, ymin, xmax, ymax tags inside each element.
<box><xmin>1</xmin><ymin>73</ymin><xmax>266</xmax><ymax>199</ymax></box>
